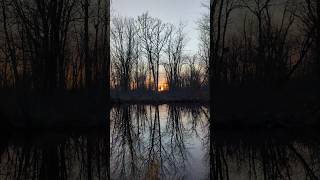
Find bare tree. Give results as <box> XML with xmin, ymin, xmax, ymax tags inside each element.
<box><xmin>6</xmin><ymin>0</ymin><xmax>78</xmax><ymax>91</ymax></box>
<box><xmin>240</xmin><ymin>0</ymin><xmax>297</xmax><ymax>85</ymax></box>
<box><xmin>1</xmin><ymin>0</ymin><xmax>19</xmax><ymax>87</ymax></box>
<box><xmin>198</xmin><ymin>4</ymin><xmax>210</xmax><ymax>87</ymax></box>
<box><xmin>295</xmin><ymin>0</ymin><xmax>320</xmax><ymax>80</ymax></box>
<box><xmin>137</xmin><ymin>13</ymin><xmax>172</xmax><ymax>93</ymax></box>
<box><xmin>111</xmin><ymin>16</ymin><xmax>139</xmax><ymax>92</ymax></box>
<box><xmin>185</xmin><ymin>55</ymin><xmax>204</xmax><ymax>89</ymax></box>
<box><xmin>133</xmin><ymin>56</ymin><xmax>148</xmax><ymax>90</ymax></box>
<box><xmin>163</xmin><ymin>24</ymin><xmax>186</xmax><ymax>91</ymax></box>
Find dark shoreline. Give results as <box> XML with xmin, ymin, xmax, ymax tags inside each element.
<box><xmin>110</xmin><ymin>99</ymin><xmax>209</xmax><ymax>105</ymax></box>
<box><xmin>1</xmin><ymin>86</ymin><xmax>319</xmax><ymax>129</ymax></box>
<box><xmin>1</xmin><ymin>124</ymin><xmax>320</xmax><ymax>139</ymax></box>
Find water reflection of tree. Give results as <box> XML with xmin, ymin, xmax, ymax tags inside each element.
<box><xmin>0</xmin><ymin>129</ymin><xmax>110</xmax><ymax>179</ymax></box>
<box><xmin>111</xmin><ymin>105</ymin><xmax>139</xmax><ymax>179</ymax></box>
<box><xmin>110</xmin><ymin>105</ymin><xmax>208</xmax><ymax>180</ymax></box>
<box><xmin>209</xmin><ymin>134</ymin><xmax>320</xmax><ymax>180</ymax></box>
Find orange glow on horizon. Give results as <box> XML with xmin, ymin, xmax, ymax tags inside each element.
<box><xmin>158</xmin><ymin>82</ymin><xmax>168</xmax><ymax>92</ymax></box>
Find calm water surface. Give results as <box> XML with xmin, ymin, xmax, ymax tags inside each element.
<box><xmin>110</xmin><ymin>105</ymin><xmax>210</xmax><ymax>180</ymax></box>
<box><xmin>0</xmin><ymin>104</ymin><xmax>320</xmax><ymax>180</ymax></box>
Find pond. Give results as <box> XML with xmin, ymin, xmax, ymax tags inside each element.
<box><xmin>0</xmin><ymin>104</ymin><xmax>320</xmax><ymax>180</ymax></box>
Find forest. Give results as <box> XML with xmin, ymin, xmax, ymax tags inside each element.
<box><xmin>0</xmin><ymin>0</ymin><xmax>320</xmax><ymax>98</ymax></box>
<box><xmin>0</xmin><ymin>0</ymin><xmax>110</xmax><ymax>92</ymax></box>
<box><xmin>110</xmin><ymin>0</ymin><xmax>320</xmax><ymax>93</ymax></box>
<box><xmin>0</xmin><ymin>0</ymin><xmax>320</xmax><ymax>179</ymax></box>
<box><xmin>0</xmin><ymin>0</ymin><xmax>110</xmax><ymax>126</ymax></box>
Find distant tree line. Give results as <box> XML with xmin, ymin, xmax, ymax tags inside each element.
<box><xmin>0</xmin><ymin>0</ymin><xmax>110</xmax><ymax>95</ymax></box>
<box><xmin>208</xmin><ymin>0</ymin><xmax>320</xmax><ymax>88</ymax></box>
<box><xmin>111</xmin><ymin>13</ymin><xmax>207</xmax><ymax>93</ymax></box>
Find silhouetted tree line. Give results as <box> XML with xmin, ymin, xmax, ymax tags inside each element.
<box><xmin>2</xmin><ymin>0</ymin><xmax>319</xmax><ymax>94</ymax></box>
<box><xmin>0</xmin><ymin>0</ymin><xmax>110</xmax><ymax>94</ymax></box>
<box><xmin>208</xmin><ymin>0</ymin><xmax>320</xmax><ymax>88</ymax></box>
<box><xmin>111</xmin><ymin>13</ymin><xmax>207</xmax><ymax>93</ymax></box>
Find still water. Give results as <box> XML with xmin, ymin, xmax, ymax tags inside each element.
<box><xmin>0</xmin><ymin>104</ymin><xmax>320</xmax><ymax>180</ymax></box>
<box><xmin>110</xmin><ymin>105</ymin><xmax>209</xmax><ymax>180</ymax></box>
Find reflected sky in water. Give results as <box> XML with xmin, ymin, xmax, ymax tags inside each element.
<box><xmin>110</xmin><ymin>105</ymin><xmax>210</xmax><ymax>180</ymax></box>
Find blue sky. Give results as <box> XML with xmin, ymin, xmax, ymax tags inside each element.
<box><xmin>111</xmin><ymin>0</ymin><xmax>206</xmax><ymax>55</ymax></box>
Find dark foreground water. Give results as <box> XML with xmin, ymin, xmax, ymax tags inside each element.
<box><xmin>1</xmin><ymin>105</ymin><xmax>320</xmax><ymax>180</ymax></box>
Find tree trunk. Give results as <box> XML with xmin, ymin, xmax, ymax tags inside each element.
<box><xmin>84</xmin><ymin>0</ymin><xmax>91</xmax><ymax>89</ymax></box>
